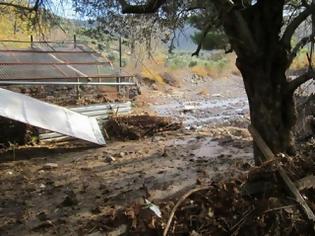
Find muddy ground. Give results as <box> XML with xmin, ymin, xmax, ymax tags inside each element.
<box><xmin>0</xmin><ymin>128</ymin><xmax>253</xmax><ymax>235</ymax></box>
<box><xmin>1</xmin><ymin>74</ymin><xmax>309</xmax><ymax>235</ymax></box>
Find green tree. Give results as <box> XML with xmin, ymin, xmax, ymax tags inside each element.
<box><xmin>191</xmin><ymin>31</ymin><xmax>228</xmax><ymax>50</ymax></box>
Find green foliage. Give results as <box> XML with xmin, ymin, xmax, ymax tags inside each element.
<box><xmin>188</xmin><ymin>61</ymin><xmax>198</xmax><ymax>67</ymax></box>
<box><xmin>165</xmin><ymin>51</ymin><xmax>233</xmax><ymax>77</ymax></box>
<box><xmin>191</xmin><ymin>31</ymin><xmax>228</xmax><ymax>50</ymax></box>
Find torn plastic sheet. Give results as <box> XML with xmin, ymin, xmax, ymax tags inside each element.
<box><xmin>0</xmin><ymin>88</ymin><xmax>105</xmax><ymax>145</ymax></box>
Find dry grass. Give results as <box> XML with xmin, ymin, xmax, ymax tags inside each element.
<box><xmin>125</xmin><ymin>50</ymin><xmax>240</xmax><ymax>85</ymax></box>
<box><xmin>189</xmin><ymin>53</ymin><xmax>238</xmax><ymax>78</ymax></box>
<box><xmin>191</xmin><ymin>66</ymin><xmax>209</xmax><ymax>77</ymax></box>
<box><xmin>290</xmin><ymin>50</ymin><xmax>315</xmax><ymax>71</ymax></box>
<box><xmin>141</xmin><ymin>66</ymin><xmax>165</xmax><ymax>84</ymax></box>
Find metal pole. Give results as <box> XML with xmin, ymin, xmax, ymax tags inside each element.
<box><xmin>0</xmin><ymin>49</ymin><xmax>94</xmax><ymax>54</ymax></box>
<box><xmin>74</xmin><ymin>34</ymin><xmax>77</xmax><ymax>48</ymax></box>
<box><xmin>76</xmin><ymin>78</ymin><xmax>80</xmax><ymax>99</ymax></box>
<box><xmin>30</xmin><ymin>35</ymin><xmax>33</xmax><ymax>48</ymax></box>
<box><xmin>0</xmin><ymin>62</ymin><xmax>110</xmax><ymax>66</ymax></box>
<box><xmin>0</xmin><ymin>75</ymin><xmax>135</xmax><ymax>81</ymax></box>
<box><xmin>118</xmin><ymin>37</ymin><xmax>122</xmax><ymax>95</ymax></box>
<box><xmin>119</xmin><ymin>37</ymin><xmax>122</xmax><ymax>69</ymax></box>
<box><xmin>116</xmin><ymin>77</ymin><xmax>120</xmax><ymax>93</ymax></box>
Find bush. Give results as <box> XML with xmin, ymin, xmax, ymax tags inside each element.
<box><xmin>189</xmin><ymin>61</ymin><xmax>198</xmax><ymax>67</ymax></box>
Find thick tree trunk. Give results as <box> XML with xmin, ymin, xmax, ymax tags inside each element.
<box><xmin>215</xmin><ymin>0</ymin><xmax>298</xmax><ymax>164</ymax></box>
<box><xmin>236</xmin><ymin>55</ymin><xmax>297</xmax><ymax>164</ymax></box>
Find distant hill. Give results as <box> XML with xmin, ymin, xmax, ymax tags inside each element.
<box><xmin>173</xmin><ymin>25</ymin><xmax>198</xmax><ymax>52</ymax></box>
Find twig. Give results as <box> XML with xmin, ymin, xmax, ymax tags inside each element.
<box><xmin>264</xmin><ymin>204</ymin><xmax>296</xmax><ymax>213</ymax></box>
<box><xmin>230</xmin><ymin>206</ymin><xmax>255</xmax><ymax>234</ymax></box>
<box><xmin>103</xmin><ymin>128</ymin><xmax>110</xmax><ymax>140</ymax></box>
<box><xmin>163</xmin><ymin>186</ymin><xmax>209</xmax><ymax>236</ymax></box>
<box><xmin>248</xmin><ymin>125</ymin><xmax>315</xmax><ymax>231</ymax></box>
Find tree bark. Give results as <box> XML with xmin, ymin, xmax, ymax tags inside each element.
<box><xmin>236</xmin><ymin>56</ymin><xmax>296</xmax><ymax>164</ymax></box>
<box><xmin>219</xmin><ymin>0</ymin><xmax>297</xmax><ymax>164</ymax></box>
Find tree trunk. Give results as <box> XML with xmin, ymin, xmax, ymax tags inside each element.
<box><xmin>215</xmin><ymin>0</ymin><xmax>297</xmax><ymax>164</ymax></box>
<box><xmin>236</xmin><ymin>55</ymin><xmax>297</xmax><ymax>164</ymax></box>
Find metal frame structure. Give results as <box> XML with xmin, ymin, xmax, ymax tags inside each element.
<box><xmin>0</xmin><ymin>50</ymin><xmax>95</xmax><ymax>53</ymax></box>
<box><xmin>0</xmin><ymin>36</ymin><xmax>133</xmax><ymax>144</ymax></box>
<box><xmin>0</xmin><ymin>36</ymin><xmax>134</xmax><ymax>95</ymax></box>
<box><xmin>0</xmin><ymin>81</ymin><xmax>135</xmax><ymax>86</ymax></box>
<box><xmin>0</xmin><ymin>74</ymin><xmax>135</xmax><ymax>80</ymax></box>
<box><xmin>0</xmin><ymin>61</ymin><xmax>111</xmax><ymax>66</ymax></box>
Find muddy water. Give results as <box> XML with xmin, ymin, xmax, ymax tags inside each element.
<box><xmin>152</xmin><ymin>96</ymin><xmax>249</xmax><ymax>128</ymax></box>
<box><xmin>148</xmin><ymin>75</ymin><xmax>250</xmax><ymax>128</ymax></box>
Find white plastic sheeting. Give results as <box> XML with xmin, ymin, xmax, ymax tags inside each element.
<box><xmin>0</xmin><ymin>88</ymin><xmax>105</xmax><ymax>145</ymax></box>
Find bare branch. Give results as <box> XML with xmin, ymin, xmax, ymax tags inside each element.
<box><xmin>282</xmin><ymin>5</ymin><xmax>315</xmax><ymax>48</ymax></box>
<box><xmin>288</xmin><ymin>35</ymin><xmax>314</xmax><ymax>67</ymax></box>
<box><xmin>117</xmin><ymin>0</ymin><xmax>167</xmax><ymax>14</ymax></box>
<box><xmin>0</xmin><ymin>0</ymin><xmax>41</xmax><ymax>12</ymax></box>
<box><xmin>192</xmin><ymin>23</ymin><xmax>212</xmax><ymax>57</ymax></box>
<box><xmin>302</xmin><ymin>0</ymin><xmax>310</xmax><ymax>8</ymax></box>
<box><xmin>287</xmin><ymin>70</ymin><xmax>315</xmax><ymax>93</ymax></box>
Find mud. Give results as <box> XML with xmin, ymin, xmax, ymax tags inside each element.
<box><xmin>0</xmin><ymin>130</ymin><xmax>253</xmax><ymax>235</ymax></box>
<box><xmin>0</xmin><ymin>74</ymin><xmax>255</xmax><ymax>235</ymax></box>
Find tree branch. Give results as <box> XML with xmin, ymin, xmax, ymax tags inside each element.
<box><xmin>212</xmin><ymin>0</ymin><xmax>259</xmax><ymax>56</ymax></box>
<box><xmin>302</xmin><ymin>0</ymin><xmax>310</xmax><ymax>8</ymax></box>
<box><xmin>282</xmin><ymin>5</ymin><xmax>315</xmax><ymax>48</ymax></box>
<box><xmin>0</xmin><ymin>0</ymin><xmax>41</xmax><ymax>12</ymax></box>
<box><xmin>287</xmin><ymin>70</ymin><xmax>315</xmax><ymax>93</ymax></box>
<box><xmin>287</xmin><ymin>35</ymin><xmax>314</xmax><ymax>67</ymax></box>
<box><xmin>192</xmin><ymin>23</ymin><xmax>212</xmax><ymax>57</ymax></box>
<box><xmin>117</xmin><ymin>0</ymin><xmax>167</xmax><ymax>14</ymax></box>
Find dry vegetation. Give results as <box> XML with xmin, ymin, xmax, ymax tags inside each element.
<box><xmin>290</xmin><ymin>48</ymin><xmax>315</xmax><ymax>71</ymax></box>
<box><xmin>126</xmin><ymin>50</ymin><xmax>240</xmax><ymax>85</ymax></box>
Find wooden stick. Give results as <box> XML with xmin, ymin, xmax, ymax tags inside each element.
<box><xmin>248</xmin><ymin>125</ymin><xmax>315</xmax><ymax>226</ymax></box>
<box><xmin>163</xmin><ymin>186</ymin><xmax>209</xmax><ymax>236</ymax></box>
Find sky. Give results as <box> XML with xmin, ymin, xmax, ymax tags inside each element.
<box><xmin>49</xmin><ymin>0</ymin><xmax>78</xmax><ymax>19</ymax></box>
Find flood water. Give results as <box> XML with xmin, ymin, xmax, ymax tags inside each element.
<box><xmin>152</xmin><ymin>96</ymin><xmax>249</xmax><ymax>128</ymax></box>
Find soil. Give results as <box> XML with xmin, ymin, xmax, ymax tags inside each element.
<box><xmin>0</xmin><ymin>73</ymin><xmax>313</xmax><ymax>235</ymax></box>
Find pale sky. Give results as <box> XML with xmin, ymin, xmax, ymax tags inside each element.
<box><xmin>50</xmin><ymin>0</ymin><xmax>78</xmax><ymax>19</ymax></box>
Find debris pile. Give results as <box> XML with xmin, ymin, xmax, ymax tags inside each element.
<box><xmin>160</xmin><ymin>154</ymin><xmax>315</xmax><ymax>236</ymax></box>
<box><xmin>0</xmin><ymin>117</ymin><xmax>38</xmax><ymax>147</ymax></box>
<box><xmin>104</xmin><ymin>115</ymin><xmax>182</xmax><ymax>140</ymax></box>
<box><xmin>82</xmin><ymin>150</ymin><xmax>315</xmax><ymax>235</ymax></box>
<box><xmin>78</xmin><ymin>128</ymin><xmax>315</xmax><ymax>235</ymax></box>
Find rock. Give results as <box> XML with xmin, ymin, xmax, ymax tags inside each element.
<box><xmin>39</xmin><ymin>184</ymin><xmax>46</xmax><ymax>189</ymax></box>
<box><xmin>160</xmin><ymin>72</ymin><xmax>178</xmax><ymax>87</ymax></box>
<box><xmin>211</xmin><ymin>93</ymin><xmax>224</xmax><ymax>98</ymax></box>
<box><xmin>119</xmin><ymin>152</ymin><xmax>125</xmax><ymax>158</ymax></box>
<box><xmin>42</xmin><ymin>163</ymin><xmax>58</xmax><ymax>170</ymax></box>
<box><xmin>105</xmin><ymin>155</ymin><xmax>116</xmax><ymax>163</ymax></box>
<box><xmin>36</xmin><ymin>212</ymin><xmax>48</xmax><ymax>221</ymax></box>
<box><xmin>190</xmin><ymin>230</ymin><xmax>201</xmax><ymax>236</ymax></box>
<box><xmin>61</xmin><ymin>190</ymin><xmax>78</xmax><ymax>207</ymax></box>
<box><xmin>107</xmin><ymin>224</ymin><xmax>128</xmax><ymax>236</ymax></box>
<box><xmin>151</xmin><ymin>84</ymin><xmax>158</xmax><ymax>90</ymax></box>
<box><xmin>90</xmin><ymin>206</ymin><xmax>101</xmax><ymax>214</ymax></box>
